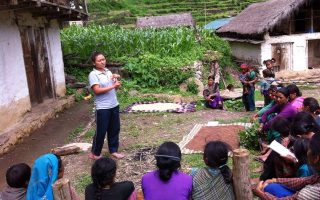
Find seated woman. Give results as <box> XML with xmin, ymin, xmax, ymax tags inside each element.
<box><xmin>260</xmin><ymin>87</ymin><xmax>297</xmax><ymax>142</ymax></box>
<box><xmin>26</xmin><ymin>153</ymin><xmax>79</xmax><ymax>200</ymax></box>
<box><xmin>291</xmin><ymin>112</ymin><xmax>320</xmax><ymax>139</ymax></box>
<box><xmin>293</xmin><ymin>138</ymin><xmax>316</xmax><ymax>178</ymax></box>
<box><xmin>85</xmin><ymin>157</ymin><xmax>136</xmax><ymax>200</ymax></box>
<box><xmin>259</xmin><ymin>117</ymin><xmax>295</xmax><ymax>181</ymax></box>
<box><xmin>287</xmin><ymin>84</ymin><xmax>304</xmax><ymax>112</ymax></box>
<box><xmin>254</xmin><ymin>133</ymin><xmax>320</xmax><ymax>199</ymax></box>
<box><xmin>141</xmin><ymin>141</ymin><xmax>192</xmax><ymax>200</ymax></box>
<box><xmin>302</xmin><ymin>97</ymin><xmax>320</xmax><ymax>126</ymax></box>
<box><xmin>203</xmin><ymin>75</ymin><xmax>223</xmax><ymax>109</ymax></box>
<box><xmin>252</xmin><ymin>85</ymin><xmax>278</xmax><ymax>121</ymax></box>
<box><xmin>191</xmin><ymin>141</ymin><xmax>235</xmax><ymax>200</ymax></box>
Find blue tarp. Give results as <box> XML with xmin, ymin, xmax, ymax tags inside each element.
<box><xmin>204</xmin><ymin>17</ymin><xmax>234</xmax><ymax>30</ymax></box>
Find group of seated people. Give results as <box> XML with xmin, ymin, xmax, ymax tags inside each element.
<box><xmin>0</xmin><ymin>141</ymin><xmax>235</xmax><ymax>200</ymax></box>
<box><xmin>251</xmin><ymin>83</ymin><xmax>320</xmax><ymax>199</ymax></box>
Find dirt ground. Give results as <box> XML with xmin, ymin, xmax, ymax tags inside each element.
<box><xmin>0</xmin><ymin>88</ymin><xmax>319</xmax><ymax>199</ymax></box>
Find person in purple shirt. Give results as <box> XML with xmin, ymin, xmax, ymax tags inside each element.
<box><xmin>287</xmin><ymin>84</ymin><xmax>304</xmax><ymax>112</ymax></box>
<box><xmin>260</xmin><ymin>87</ymin><xmax>297</xmax><ymax>133</ymax></box>
<box><xmin>141</xmin><ymin>142</ymin><xmax>192</xmax><ymax>200</ymax></box>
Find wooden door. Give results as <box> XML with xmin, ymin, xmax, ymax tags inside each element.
<box><xmin>19</xmin><ymin>26</ymin><xmax>53</xmax><ymax>105</ymax></box>
<box><xmin>271</xmin><ymin>43</ymin><xmax>293</xmax><ymax>71</ymax></box>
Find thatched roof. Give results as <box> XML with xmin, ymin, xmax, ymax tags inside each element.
<box><xmin>136</xmin><ymin>13</ymin><xmax>195</xmax><ymax>28</ymax></box>
<box><xmin>217</xmin><ymin>0</ymin><xmax>308</xmax><ymax>37</ymax></box>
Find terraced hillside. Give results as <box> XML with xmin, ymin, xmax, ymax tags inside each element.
<box><xmin>87</xmin><ymin>0</ymin><xmax>266</xmax><ymax>27</ymax></box>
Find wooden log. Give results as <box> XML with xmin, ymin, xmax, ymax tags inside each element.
<box><xmin>51</xmin><ymin>145</ymin><xmax>80</xmax><ymax>156</ymax></box>
<box><xmin>52</xmin><ymin>178</ymin><xmax>72</xmax><ymax>200</ymax></box>
<box><xmin>232</xmin><ymin>148</ymin><xmax>253</xmax><ymax>200</ymax></box>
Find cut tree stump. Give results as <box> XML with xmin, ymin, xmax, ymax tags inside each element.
<box><xmin>52</xmin><ymin>178</ymin><xmax>72</xmax><ymax>200</ymax></box>
<box><xmin>232</xmin><ymin>148</ymin><xmax>253</xmax><ymax>200</ymax></box>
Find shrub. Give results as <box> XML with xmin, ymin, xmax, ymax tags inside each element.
<box><xmin>239</xmin><ymin>122</ymin><xmax>260</xmax><ymax>150</ymax></box>
<box><xmin>187</xmin><ymin>80</ymin><xmax>199</xmax><ymax>95</ymax></box>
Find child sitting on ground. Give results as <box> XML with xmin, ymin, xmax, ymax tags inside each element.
<box><xmin>26</xmin><ymin>153</ymin><xmax>79</xmax><ymax>200</ymax></box>
<box><xmin>191</xmin><ymin>141</ymin><xmax>235</xmax><ymax>200</ymax></box>
<box><xmin>141</xmin><ymin>141</ymin><xmax>192</xmax><ymax>200</ymax></box>
<box><xmin>85</xmin><ymin>157</ymin><xmax>136</xmax><ymax>200</ymax></box>
<box><xmin>0</xmin><ymin>163</ymin><xmax>31</xmax><ymax>200</ymax></box>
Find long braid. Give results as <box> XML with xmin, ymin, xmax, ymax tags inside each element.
<box><xmin>91</xmin><ymin>157</ymin><xmax>117</xmax><ymax>200</ymax></box>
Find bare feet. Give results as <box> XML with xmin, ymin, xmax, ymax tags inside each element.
<box><xmin>111</xmin><ymin>152</ymin><xmax>125</xmax><ymax>159</ymax></box>
<box><xmin>88</xmin><ymin>152</ymin><xmax>102</xmax><ymax>160</ymax></box>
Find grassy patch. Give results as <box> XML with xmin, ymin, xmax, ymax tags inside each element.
<box><xmin>216</xmin><ymin>116</ymin><xmax>250</xmax><ymax>124</ymax></box>
<box><xmin>183</xmin><ymin>154</ymin><xmax>205</xmax><ymax>168</ymax></box>
<box><xmin>255</xmin><ymin>90</ymin><xmax>264</xmax><ymax>101</ymax></box>
<box><xmin>67</xmin><ymin>125</ymin><xmax>84</xmax><ymax>142</ymax></box>
<box><xmin>83</xmin><ymin>128</ymin><xmax>95</xmax><ymax>141</ymax></box>
<box><xmin>74</xmin><ymin>173</ymin><xmax>92</xmax><ymax>194</ymax></box>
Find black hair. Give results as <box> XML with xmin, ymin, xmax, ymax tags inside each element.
<box><xmin>271</xmin><ymin>117</ymin><xmax>290</xmax><ymax>137</ymax></box>
<box><xmin>91</xmin><ymin>157</ymin><xmax>117</xmax><ymax>200</ymax></box>
<box><xmin>53</xmin><ymin>154</ymin><xmax>62</xmax><ymax>174</ymax></box>
<box><xmin>293</xmin><ymin>138</ymin><xmax>310</xmax><ymax>167</ymax></box>
<box><xmin>277</xmin><ymin>87</ymin><xmax>290</xmax><ymax>98</ymax></box>
<box><xmin>263</xmin><ymin>58</ymin><xmax>276</xmax><ymax>65</ymax></box>
<box><xmin>6</xmin><ymin>163</ymin><xmax>31</xmax><ymax>188</ymax></box>
<box><xmin>208</xmin><ymin>75</ymin><xmax>214</xmax><ymax>80</ymax></box>
<box><xmin>309</xmin><ymin>133</ymin><xmax>320</xmax><ymax>161</ymax></box>
<box><xmin>291</xmin><ymin>112</ymin><xmax>320</xmax><ymax>137</ymax></box>
<box><xmin>155</xmin><ymin>142</ymin><xmax>181</xmax><ymax>182</ymax></box>
<box><xmin>204</xmin><ymin>141</ymin><xmax>232</xmax><ymax>184</ymax></box>
<box><xmin>287</xmin><ymin>84</ymin><xmax>302</xmax><ymax>97</ymax></box>
<box><xmin>268</xmin><ymin>85</ymin><xmax>277</xmax><ymax>92</ymax></box>
<box><xmin>262</xmin><ymin>69</ymin><xmax>273</xmax><ymax>78</ymax></box>
<box><xmin>227</xmin><ymin>84</ymin><xmax>234</xmax><ymax>90</ymax></box>
<box><xmin>91</xmin><ymin>51</ymin><xmax>104</xmax><ymax>63</ymax></box>
<box><xmin>303</xmin><ymin>97</ymin><xmax>320</xmax><ymax>115</ymax></box>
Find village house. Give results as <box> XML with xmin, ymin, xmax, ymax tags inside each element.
<box><xmin>216</xmin><ymin>0</ymin><xmax>320</xmax><ymax>71</ymax></box>
<box><xmin>0</xmin><ymin>0</ymin><xmax>88</xmax><ymax>153</ymax></box>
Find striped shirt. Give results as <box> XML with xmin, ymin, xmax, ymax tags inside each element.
<box><xmin>191</xmin><ymin>168</ymin><xmax>235</xmax><ymax>200</ymax></box>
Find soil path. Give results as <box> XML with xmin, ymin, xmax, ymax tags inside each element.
<box><xmin>0</xmin><ymin>101</ymin><xmax>91</xmax><ymax>189</ymax></box>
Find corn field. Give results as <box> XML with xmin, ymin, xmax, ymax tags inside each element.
<box><xmin>61</xmin><ymin>24</ymin><xmax>232</xmax><ymax>89</ymax></box>
<box><xmin>61</xmin><ymin>24</ymin><xmax>200</xmax><ymax>60</ymax></box>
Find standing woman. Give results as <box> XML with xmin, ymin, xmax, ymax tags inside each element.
<box><xmin>88</xmin><ymin>52</ymin><xmax>124</xmax><ymax>160</ymax></box>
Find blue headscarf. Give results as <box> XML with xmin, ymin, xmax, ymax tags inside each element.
<box><xmin>26</xmin><ymin>153</ymin><xmax>59</xmax><ymax>200</ymax></box>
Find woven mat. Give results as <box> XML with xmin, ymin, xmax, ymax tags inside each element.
<box><xmin>179</xmin><ymin>122</ymin><xmax>252</xmax><ymax>154</ymax></box>
<box><xmin>123</xmin><ymin>102</ymin><xmax>196</xmax><ymax>113</ymax></box>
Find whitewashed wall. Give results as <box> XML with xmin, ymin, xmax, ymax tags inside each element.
<box><xmin>0</xmin><ymin>11</ymin><xmax>31</xmax><ymax>131</ymax></box>
<box><xmin>262</xmin><ymin>33</ymin><xmax>320</xmax><ymax>71</ymax></box>
<box><xmin>229</xmin><ymin>41</ymin><xmax>261</xmax><ymax>64</ymax></box>
<box><xmin>0</xmin><ymin>11</ymin><xmax>66</xmax><ymax>132</ymax></box>
<box><xmin>46</xmin><ymin>20</ymin><xmax>66</xmax><ymax>97</ymax></box>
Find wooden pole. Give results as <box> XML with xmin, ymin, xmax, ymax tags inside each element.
<box><xmin>52</xmin><ymin>178</ymin><xmax>72</xmax><ymax>200</ymax></box>
<box><xmin>232</xmin><ymin>148</ymin><xmax>253</xmax><ymax>200</ymax></box>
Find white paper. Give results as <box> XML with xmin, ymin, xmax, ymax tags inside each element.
<box><xmin>268</xmin><ymin>140</ymin><xmax>298</xmax><ymax>162</ymax></box>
